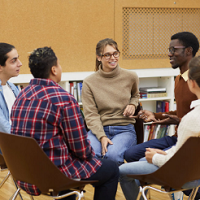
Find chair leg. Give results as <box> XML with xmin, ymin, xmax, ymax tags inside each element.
<box><xmin>52</xmin><ymin>190</ymin><xmax>81</xmax><ymax>200</ymax></box>
<box><xmin>10</xmin><ymin>188</ymin><xmax>21</xmax><ymax>200</ymax></box>
<box><xmin>77</xmin><ymin>191</ymin><xmax>85</xmax><ymax>200</ymax></box>
<box><xmin>188</xmin><ymin>187</ymin><xmax>199</xmax><ymax>200</ymax></box>
<box><xmin>0</xmin><ymin>170</ymin><xmax>10</xmax><ymax>188</ymax></box>
<box><xmin>12</xmin><ymin>177</ymin><xmax>23</xmax><ymax>200</ymax></box>
<box><xmin>136</xmin><ymin>186</ymin><xmax>143</xmax><ymax>200</ymax></box>
<box><xmin>142</xmin><ymin>186</ymin><xmax>170</xmax><ymax>200</ymax></box>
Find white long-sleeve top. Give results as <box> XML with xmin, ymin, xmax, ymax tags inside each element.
<box><xmin>152</xmin><ymin>99</ymin><xmax>200</xmax><ymax>167</ymax></box>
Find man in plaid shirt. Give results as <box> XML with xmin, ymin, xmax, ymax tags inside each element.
<box><xmin>11</xmin><ymin>47</ymin><xmax>119</xmax><ymax>200</ymax></box>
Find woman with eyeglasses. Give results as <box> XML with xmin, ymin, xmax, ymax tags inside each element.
<box><xmin>82</xmin><ymin>38</ymin><xmax>139</xmax><ymax>166</ymax></box>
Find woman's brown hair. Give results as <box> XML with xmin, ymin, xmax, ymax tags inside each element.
<box><xmin>188</xmin><ymin>56</ymin><xmax>200</xmax><ymax>87</ymax></box>
<box><xmin>95</xmin><ymin>38</ymin><xmax>119</xmax><ymax>71</ymax></box>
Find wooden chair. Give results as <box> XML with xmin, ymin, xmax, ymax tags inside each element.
<box><xmin>0</xmin><ymin>153</ymin><xmax>23</xmax><ymax>199</ymax></box>
<box><xmin>0</xmin><ymin>131</ymin><xmax>98</xmax><ymax>200</ymax></box>
<box><xmin>134</xmin><ymin>102</ymin><xmax>144</xmax><ymax>144</ymax></box>
<box><xmin>0</xmin><ymin>154</ymin><xmax>10</xmax><ymax>188</ymax></box>
<box><xmin>128</xmin><ymin>137</ymin><xmax>200</xmax><ymax>200</ymax></box>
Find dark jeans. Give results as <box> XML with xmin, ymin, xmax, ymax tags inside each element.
<box><xmin>124</xmin><ymin>136</ymin><xmax>177</xmax><ymax>162</ymax></box>
<box><xmin>59</xmin><ymin>159</ymin><xmax>119</xmax><ymax>200</ymax></box>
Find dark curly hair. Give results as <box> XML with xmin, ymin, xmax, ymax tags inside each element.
<box><xmin>29</xmin><ymin>47</ymin><xmax>57</xmax><ymax>78</ymax></box>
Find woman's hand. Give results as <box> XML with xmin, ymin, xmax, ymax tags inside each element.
<box><xmin>123</xmin><ymin>105</ymin><xmax>136</xmax><ymax>118</ymax></box>
<box><xmin>100</xmin><ymin>136</ymin><xmax>113</xmax><ymax>156</ymax></box>
<box><xmin>145</xmin><ymin>148</ymin><xmax>167</xmax><ymax>163</ymax></box>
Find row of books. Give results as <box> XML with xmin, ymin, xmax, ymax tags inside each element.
<box><xmin>140</xmin><ymin>87</ymin><xmax>167</xmax><ymax>99</ymax></box>
<box><xmin>69</xmin><ymin>81</ymin><xmax>83</xmax><ymax>103</ymax></box>
<box><xmin>156</xmin><ymin>100</ymin><xmax>169</xmax><ymax>112</ymax></box>
<box><xmin>143</xmin><ymin>124</ymin><xmax>169</xmax><ymax>142</ymax></box>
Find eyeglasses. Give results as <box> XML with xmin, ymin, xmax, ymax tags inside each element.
<box><xmin>101</xmin><ymin>51</ymin><xmax>120</xmax><ymax>60</ymax></box>
<box><xmin>168</xmin><ymin>46</ymin><xmax>186</xmax><ymax>54</ymax></box>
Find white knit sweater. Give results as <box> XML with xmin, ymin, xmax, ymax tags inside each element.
<box><xmin>152</xmin><ymin>99</ymin><xmax>200</xmax><ymax>167</ymax></box>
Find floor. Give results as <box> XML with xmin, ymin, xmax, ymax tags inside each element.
<box><xmin>0</xmin><ymin>169</ymin><xmax>190</xmax><ymax>200</ymax></box>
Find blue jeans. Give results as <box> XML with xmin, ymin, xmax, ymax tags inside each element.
<box><xmin>119</xmin><ymin>161</ymin><xmax>200</xmax><ymax>200</ymax></box>
<box><xmin>88</xmin><ymin>124</ymin><xmax>137</xmax><ymax>165</ymax></box>
<box><xmin>124</xmin><ymin>136</ymin><xmax>177</xmax><ymax>162</ymax></box>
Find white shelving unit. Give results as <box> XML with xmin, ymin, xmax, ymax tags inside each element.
<box><xmin>136</xmin><ymin>68</ymin><xmax>179</xmax><ymax>112</ymax></box>
<box><xmin>10</xmin><ymin>68</ymin><xmax>179</xmax><ymax>111</ymax></box>
<box><xmin>10</xmin><ymin>68</ymin><xmax>179</xmax><ymax>135</ymax></box>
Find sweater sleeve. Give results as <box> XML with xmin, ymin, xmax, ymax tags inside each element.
<box><xmin>152</xmin><ymin>146</ymin><xmax>176</xmax><ymax>167</ymax></box>
<box><xmin>82</xmin><ymin>81</ymin><xmax>105</xmax><ymax>140</ymax></box>
<box><xmin>129</xmin><ymin>72</ymin><xmax>140</xmax><ymax>107</ymax></box>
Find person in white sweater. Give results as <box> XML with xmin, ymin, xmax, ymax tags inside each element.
<box><xmin>119</xmin><ymin>55</ymin><xmax>200</xmax><ymax>200</ymax></box>
<box><xmin>82</xmin><ymin>38</ymin><xmax>140</xmax><ymax>166</ymax></box>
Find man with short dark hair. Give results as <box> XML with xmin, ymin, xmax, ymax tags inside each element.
<box><xmin>122</xmin><ymin>31</ymin><xmax>200</xmax><ymax>200</ymax></box>
<box><xmin>0</xmin><ymin>43</ymin><xmax>22</xmax><ymax>134</ymax></box>
<box><xmin>125</xmin><ymin>31</ymin><xmax>199</xmax><ymax>163</ymax></box>
<box><xmin>11</xmin><ymin>47</ymin><xmax>119</xmax><ymax>200</ymax></box>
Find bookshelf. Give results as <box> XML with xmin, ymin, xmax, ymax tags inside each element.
<box><xmin>10</xmin><ymin>68</ymin><xmax>179</xmax><ymax>135</ymax></box>
<box><xmin>10</xmin><ymin>68</ymin><xmax>179</xmax><ymax>109</ymax></box>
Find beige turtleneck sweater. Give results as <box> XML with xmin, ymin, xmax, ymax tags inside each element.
<box><xmin>82</xmin><ymin>65</ymin><xmax>139</xmax><ymax>140</ymax></box>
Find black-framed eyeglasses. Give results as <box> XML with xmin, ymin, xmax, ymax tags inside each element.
<box><xmin>168</xmin><ymin>46</ymin><xmax>186</xmax><ymax>54</ymax></box>
<box><xmin>101</xmin><ymin>51</ymin><xmax>120</xmax><ymax>60</ymax></box>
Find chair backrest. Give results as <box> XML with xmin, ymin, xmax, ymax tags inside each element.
<box><xmin>128</xmin><ymin>137</ymin><xmax>200</xmax><ymax>189</ymax></box>
<box><xmin>0</xmin><ymin>132</ymin><xmax>97</xmax><ymax>195</ymax></box>
<box><xmin>134</xmin><ymin>103</ymin><xmax>144</xmax><ymax>144</ymax></box>
<box><xmin>0</xmin><ymin>154</ymin><xmax>6</xmax><ymax>168</ymax></box>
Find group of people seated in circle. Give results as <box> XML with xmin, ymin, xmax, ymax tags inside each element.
<box><xmin>1</xmin><ymin>31</ymin><xmax>200</xmax><ymax>200</ymax></box>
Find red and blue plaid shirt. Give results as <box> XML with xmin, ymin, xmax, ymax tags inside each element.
<box><xmin>11</xmin><ymin>78</ymin><xmax>101</xmax><ymax>195</ymax></box>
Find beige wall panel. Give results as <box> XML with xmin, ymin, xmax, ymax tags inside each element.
<box><xmin>0</xmin><ymin>0</ymin><xmax>115</xmax><ymax>73</ymax></box>
<box><xmin>115</xmin><ymin>0</ymin><xmax>200</xmax><ymax>69</ymax></box>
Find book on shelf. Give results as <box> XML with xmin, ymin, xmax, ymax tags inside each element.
<box><xmin>143</xmin><ymin>124</ymin><xmax>169</xmax><ymax>142</ymax></box>
<box><xmin>15</xmin><ymin>84</ymin><xmax>24</xmax><ymax>91</ymax></box>
<box><xmin>147</xmin><ymin>124</ymin><xmax>157</xmax><ymax>141</ymax></box>
<box><xmin>156</xmin><ymin>125</ymin><xmax>169</xmax><ymax>139</ymax></box>
<box><xmin>139</xmin><ymin>87</ymin><xmax>166</xmax><ymax>93</ymax></box>
<box><xmin>153</xmin><ymin>124</ymin><xmax>161</xmax><ymax>139</ymax></box>
<box><xmin>139</xmin><ymin>87</ymin><xmax>167</xmax><ymax>99</ymax></box>
<box><xmin>140</xmin><ymin>92</ymin><xmax>167</xmax><ymax>99</ymax></box>
<box><xmin>69</xmin><ymin>82</ymin><xmax>74</xmax><ymax>95</ymax></box>
<box><xmin>156</xmin><ymin>100</ymin><xmax>170</xmax><ymax>113</ymax></box>
<box><xmin>73</xmin><ymin>82</ymin><xmax>78</xmax><ymax>101</ymax></box>
<box><xmin>143</xmin><ymin>124</ymin><xmax>151</xmax><ymax>142</ymax></box>
<box><xmin>69</xmin><ymin>81</ymin><xmax>83</xmax><ymax>103</ymax></box>
<box><xmin>77</xmin><ymin>82</ymin><xmax>82</xmax><ymax>103</ymax></box>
